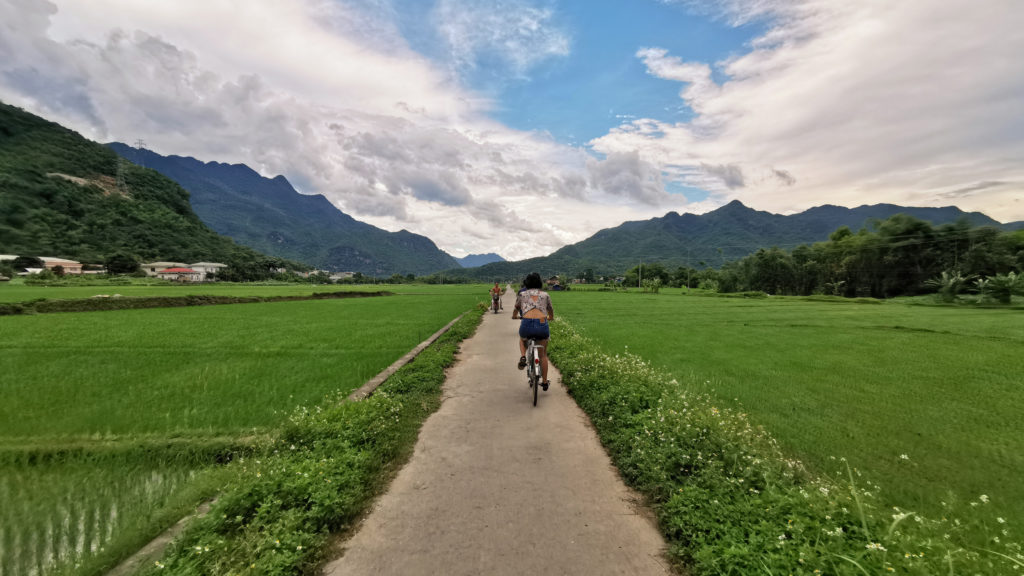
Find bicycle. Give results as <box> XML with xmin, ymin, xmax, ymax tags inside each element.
<box><xmin>492</xmin><ymin>295</ymin><xmax>500</xmax><ymax>314</ymax></box>
<box><xmin>524</xmin><ymin>338</ymin><xmax>545</xmax><ymax>406</ymax></box>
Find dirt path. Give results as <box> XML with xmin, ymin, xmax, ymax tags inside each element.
<box><xmin>322</xmin><ymin>290</ymin><xmax>671</xmax><ymax>575</ymax></box>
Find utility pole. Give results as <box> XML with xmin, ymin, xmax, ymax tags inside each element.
<box><xmin>133</xmin><ymin>139</ymin><xmax>146</xmax><ymax>167</ymax></box>
<box><xmin>638</xmin><ymin>259</ymin><xmax>642</xmax><ymax>289</ymax></box>
<box><xmin>687</xmin><ymin>248</ymin><xmax>691</xmax><ymax>293</ymax></box>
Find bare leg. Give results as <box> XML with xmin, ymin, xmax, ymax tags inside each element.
<box><xmin>538</xmin><ymin>339</ymin><xmax>549</xmax><ymax>382</ymax></box>
<box><xmin>519</xmin><ymin>338</ymin><xmax>527</xmax><ymax>357</ymax></box>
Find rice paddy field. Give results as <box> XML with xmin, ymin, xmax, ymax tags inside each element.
<box><xmin>551</xmin><ymin>290</ymin><xmax>1024</xmax><ymax>523</ymax></box>
<box><xmin>0</xmin><ymin>286</ymin><xmax>485</xmax><ymax>576</ymax></box>
<box><xmin>0</xmin><ymin>280</ymin><xmax>483</xmax><ymax>303</ymax></box>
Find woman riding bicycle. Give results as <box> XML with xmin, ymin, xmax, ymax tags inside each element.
<box><xmin>512</xmin><ymin>272</ymin><xmax>554</xmax><ymax>390</ymax></box>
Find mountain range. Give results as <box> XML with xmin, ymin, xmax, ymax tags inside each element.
<box><xmin>0</xmin><ymin>102</ymin><xmax>275</xmax><ymax>266</ymax></box>
<box><xmin>456</xmin><ymin>253</ymin><xmax>505</xmax><ymax>267</ymax></box>
<box><xmin>6</xmin><ymin>102</ymin><xmax>1018</xmax><ymax>280</ymax></box>
<box><xmin>449</xmin><ymin>200</ymin><xmax>1024</xmax><ymax>280</ymax></box>
<box><xmin>109</xmin><ymin>143</ymin><xmax>460</xmax><ymax>276</ymax></box>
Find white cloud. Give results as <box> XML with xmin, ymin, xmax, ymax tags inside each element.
<box><xmin>595</xmin><ymin>0</ymin><xmax>1024</xmax><ymax>222</ymax></box>
<box><xmin>0</xmin><ymin>0</ymin><xmax>685</xmax><ymax>261</ymax></box>
<box><xmin>432</xmin><ymin>0</ymin><xmax>570</xmax><ymax>79</ymax></box>
<box><xmin>587</xmin><ymin>151</ymin><xmax>669</xmax><ymax>205</ymax></box>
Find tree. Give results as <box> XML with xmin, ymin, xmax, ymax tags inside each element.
<box><xmin>976</xmin><ymin>272</ymin><xmax>1022</xmax><ymax>304</ymax></box>
<box><xmin>924</xmin><ymin>270</ymin><xmax>975</xmax><ymax>303</ymax></box>
<box><xmin>624</xmin><ymin>263</ymin><xmax>669</xmax><ymax>287</ymax></box>
<box><xmin>12</xmin><ymin>256</ymin><xmax>43</xmax><ymax>271</ymax></box>
<box><xmin>309</xmin><ymin>271</ymin><xmax>332</xmax><ymax>284</ymax></box>
<box><xmin>105</xmin><ymin>252</ymin><xmax>140</xmax><ymax>275</ymax></box>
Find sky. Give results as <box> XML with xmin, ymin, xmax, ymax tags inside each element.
<box><xmin>1</xmin><ymin>0</ymin><xmax>1022</xmax><ymax>260</ymax></box>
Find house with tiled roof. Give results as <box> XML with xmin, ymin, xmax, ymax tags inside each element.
<box><xmin>40</xmin><ymin>257</ymin><xmax>83</xmax><ymax>274</ymax></box>
<box><xmin>141</xmin><ymin>261</ymin><xmax>188</xmax><ymax>276</ymax></box>
<box><xmin>156</xmin><ymin>267</ymin><xmax>203</xmax><ymax>282</ymax></box>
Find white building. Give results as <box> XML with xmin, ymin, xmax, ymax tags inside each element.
<box><xmin>156</xmin><ymin>267</ymin><xmax>203</xmax><ymax>282</ymax></box>
<box><xmin>39</xmin><ymin>257</ymin><xmax>83</xmax><ymax>274</ymax></box>
<box><xmin>189</xmin><ymin>262</ymin><xmax>228</xmax><ymax>281</ymax></box>
<box><xmin>141</xmin><ymin>261</ymin><xmax>187</xmax><ymax>277</ymax></box>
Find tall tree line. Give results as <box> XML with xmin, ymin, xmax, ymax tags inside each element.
<box><xmin>712</xmin><ymin>215</ymin><xmax>1024</xmax><ymax>297</ymax></box>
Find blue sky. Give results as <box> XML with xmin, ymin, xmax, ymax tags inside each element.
<box><xmin>3</xmin><ymin>0</ymin><xmax>1022</xmax><ymax>258</ymax></box>
<box><xmin>401</xmin><ymin>0</ymin><xmax>760</xmax><ymax>147</ymax></box>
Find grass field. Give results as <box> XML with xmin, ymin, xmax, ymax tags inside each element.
<box><xmin>551</xmin><ymin>290</ymin><xmax>1024</xmax><ymax>522</ymax></box>
<box><xmin>0</xmin><ymin>287</ymin><xmax>485</xmax><ymax>576</ymax></box>
<box><xmin>0</xmin><ymin>280</ymin><xmax>487</xmax><ymax>303</ymax></box>
<box><xmin>0</xmin><ymin>293</ymin><xmax>481</xmax><ymax>438</ymax></box>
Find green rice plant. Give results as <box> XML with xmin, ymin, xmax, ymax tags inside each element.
<box><xmin>0</xmin><ymin>294</ymin><xmax>481</xmax><ymax>437</ymax></box>
<box><xmin>0</xmin><ymin>457</ymin><xmax>224</xmax><ymax>576</ymax></box>
<box><xmin>134</xmin><ymin>309</ymin><xmax>484</xmax><ymax>576</ymax></box>
<box><xmin>549</xmin><ymin>318</ymin><xmax>1022</xmax><ymax>575</ymax></box>
<box><xmin>0</xmin><ymin>281</ymin><xmax>492</xmax><ymax>304</ymax></box>
<box><xmin>0</xmin><ymin>290</ymin><xmax>486</xmax><ymax>576</ymax></box>
<box><xmin>550</xmin><ymin>291</ymin><xmax>1024</xmax><ymax>523</ymax></box>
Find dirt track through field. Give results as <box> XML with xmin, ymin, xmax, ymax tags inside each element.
<box><xmin>322</xmin><ymin>290</ymin><xmax>671</xmax><ymax>575</ymax></box>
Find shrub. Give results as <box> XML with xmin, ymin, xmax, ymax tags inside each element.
<box><xmin>976</xmin><ymin>272</ymin><xmax>1022</xmax><ymax>304</ymax></box>
<box><xmin>924</xmin><ymin>270</ymin><xmax>975</xmax><ymax>303</ymax></box>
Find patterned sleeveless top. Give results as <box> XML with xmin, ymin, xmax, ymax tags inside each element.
<box><xmin>516</xmin><ymin>289</ymin><xmax>551</xmax><ymax>316</ymax></box>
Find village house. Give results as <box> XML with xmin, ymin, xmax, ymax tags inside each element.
<box><xmin>189</xmin><ymin>262</ymin><xmax>227</xmax><ymax>281</ymax></box>
<box><xmin>141</xmin><ymin>261</ymin><xmax>188</xmax><ymax>277</ymax></box>
<box><xmin>40</xmin><ymin>257</ymin><xmax>83</xmax><ymax>274</ymax></box>
<box><xmin>156</xmin><ymin>267</ymin><xmax>203</xmax><ymax>282</ymax></box>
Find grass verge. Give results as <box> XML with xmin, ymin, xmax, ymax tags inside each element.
<box><xmin>548</xmin><ymin>318</ymin><xmax>1021</xmax><ymax>575</ymax></box>
<box><xmin>135</xmin><ymin>308</ymin><xmax>484</xmax><ymax>575</ymax></box>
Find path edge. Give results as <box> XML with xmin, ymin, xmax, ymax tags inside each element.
<box><xmin>347</xmin><ymin>312</ymin><xmax>466</xmax><ymax>401</ymax></box>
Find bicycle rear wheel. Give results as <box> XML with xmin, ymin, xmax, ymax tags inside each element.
<box><xmin>527</xmin><ymin>340</ymin><xmax>539</xmax><ymax>407</ymax></box>
<box><xmin>532</xmin><ymin>364</ymin><xmax>538</xmax><ymax>406</ymax></box>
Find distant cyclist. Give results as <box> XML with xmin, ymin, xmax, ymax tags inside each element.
<box><xmin>512</xmin><ymin>272</ymin><xmax>554</xmax><ymax>390</ymax></box>
<box><xmin>490</xmin><ymin>282</ymin><xmax>503</xmax><ymax>312</ymax></box>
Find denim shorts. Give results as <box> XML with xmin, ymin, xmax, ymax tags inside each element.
<box><xmin>519</xmin><ymin>317</ymin><xmax>550</xmax><ymax>340</ymax></box>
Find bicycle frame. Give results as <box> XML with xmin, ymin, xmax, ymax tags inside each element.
<box><xmin>526</xmin><ymin>338</ymin><xmax>544</xmax><ymax>406</ymax></box>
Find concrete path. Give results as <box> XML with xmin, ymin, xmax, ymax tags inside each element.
<box><xmin>323</xmin><ymin>290</ymin><xmax>671</xmax><ymax>576</ymax></box>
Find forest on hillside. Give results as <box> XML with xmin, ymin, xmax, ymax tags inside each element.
<box><xmin>0</xmin><ymin>102</ymin><xmax>301</xmax><ymax>280</ymax></box>
<box><xmin>622</xmin><ymin>214</ymin><xmax>1024</xmax><ymax>301</ymax></box>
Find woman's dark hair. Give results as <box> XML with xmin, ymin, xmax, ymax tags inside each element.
<box><xmin>523</xmin><ymin>272</ymin><xmax>543</xmax><ymax>289</ymax></box>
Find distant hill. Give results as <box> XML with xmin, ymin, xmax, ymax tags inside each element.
<box><xmin>456</xmin><ymin>253</ymin><xmax>505</xmax><ymax>267</ymax></box>
<box><xmin>109</xmin><ymin>143</ymin><xmax>460</xmax><ymax>275</ymax></box>
<box><xmin>0</xmin><ymin>102</ymin><xmax>274</xmax><ymax>265</ymax></box>
<box><xmin>452</xmin><ymin>200</ymin><xmax>1018</xmax><ymax>280</ymax></box>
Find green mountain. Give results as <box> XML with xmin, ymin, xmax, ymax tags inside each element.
<box><xmin>456</xmin><ymin>253</ymin><xmax>505</xmax><ymax>267</ymax></box>
<box><xmin>452</xmin><ymin>200</ymin><xmax>1019</xmax><ymax>280</ymax></box>
<box><xmin>0</xmin><ymin>102</ymin><xmax>276</xmax><ymax>266</ymax></box>
<box><xmin>109</xmin><ymin>143</ymin><xmax>461</xmax><ymax>276</ymax></box>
